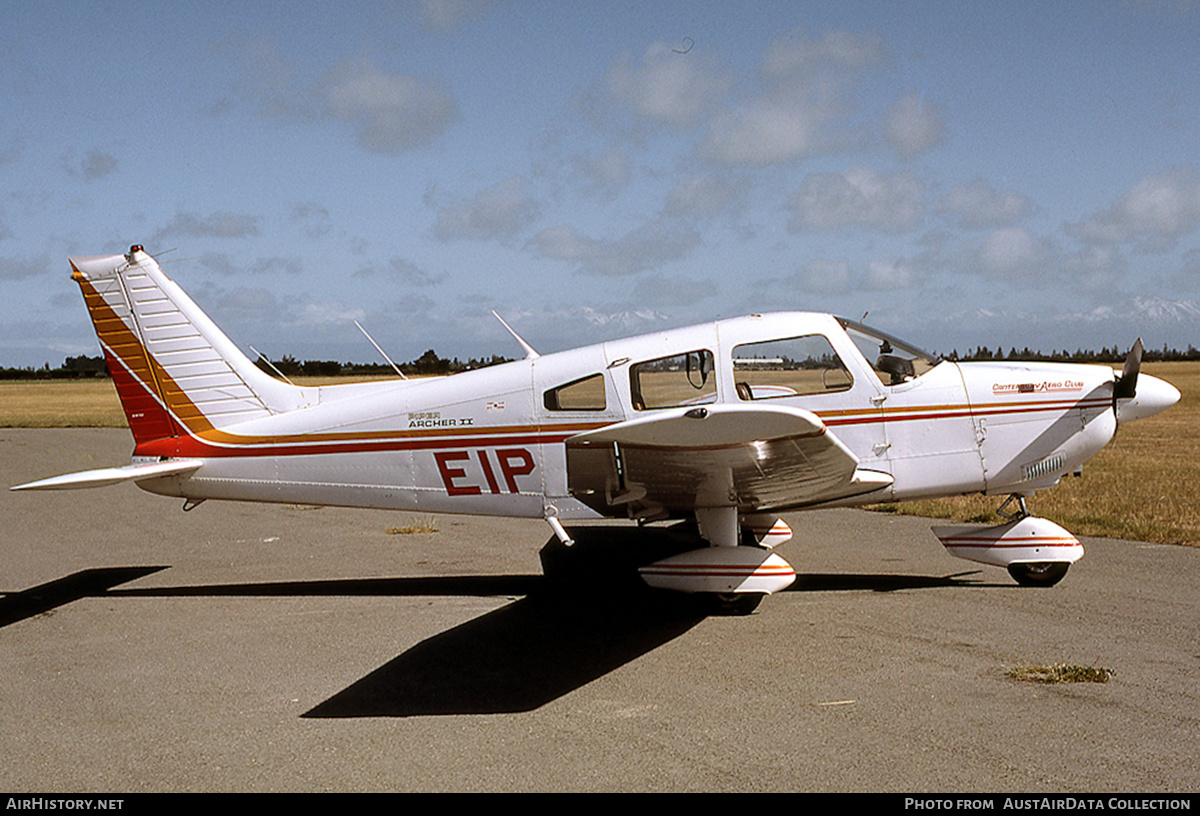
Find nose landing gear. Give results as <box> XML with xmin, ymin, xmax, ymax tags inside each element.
<box><xmin>932</xmin><ymin>493</ymin><xmax>1082</xmax><ymax>587</ymax></box>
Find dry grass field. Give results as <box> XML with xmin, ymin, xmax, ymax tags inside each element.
<box><xmin>2</xmin><ymin>363</ymin><xmax>1195</xmax><ymax>546</ymax></box>
<box><xmin>0</xmin><ymin>375</ymin><xmax>397</xmax><ymax>427</ymax></box>
<box><xmin>0</xmin><ymin>378</ymin><xmax>128</xmax><ymax>428</ymax></box>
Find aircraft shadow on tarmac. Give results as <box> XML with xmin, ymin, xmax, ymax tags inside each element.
<box><xmin>1</xmin><ymin>526</ymin><xmax>992</xmax><ymax>717</ymax></box>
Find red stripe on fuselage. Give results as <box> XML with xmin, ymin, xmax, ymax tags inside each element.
<box><xmin>133</xmin><ymin>394</ymin><xmax>1108</xmax><ymax>461</ymax></box>
<box><xmin>821</xmin><ymin>398</ymin><xmax>1109</xmax><ymax>428</ymax></box>
<box><xmin>134</xmin><ymin>424</ymin><xmax>607</xmax><ymax>459</ymax></box>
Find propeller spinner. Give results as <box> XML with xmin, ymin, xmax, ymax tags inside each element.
<box><xmin>1112</xmin><ymin>338</ymin><xmax>1180</xmax><ymax>424</ymax></box>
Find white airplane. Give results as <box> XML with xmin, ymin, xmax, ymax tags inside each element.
<box><xmin>13</xmin><ymin>246</ymin><xmax>1181</xmax><ymax>613</ymax></box>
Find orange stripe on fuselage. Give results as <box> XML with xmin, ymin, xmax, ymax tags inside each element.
<box><xmin>134</xmin><ymin>423</ymin><xmax>612</xmax><ymax>459</ymax></box>
<box><xmin>819</xmin><ymin>397</ymin><xmax>1110</xmax><ymax>428</ymax></box>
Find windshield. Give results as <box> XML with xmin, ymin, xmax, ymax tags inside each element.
<box><xmin>836</xmin><ymin>317</ymin><xmax>941</xmax><ymax>385</ymax></box>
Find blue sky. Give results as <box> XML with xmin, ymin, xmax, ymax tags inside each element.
<box><xmin>2</xmin><ymin>0</ymin><xmax>1198</xmax><ymax>368</ymax></box>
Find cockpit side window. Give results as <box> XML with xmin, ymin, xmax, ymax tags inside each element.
<box><xmin>544</xmin><ymin>373</ymin><xmax>606</xmax><ymax>411</ymax></box>
<box><xmin>837</xmin><ymin>318</ymin><xmax>940</xmax><ymax>386</ymax></box>
<box><xmin>732</xmin><ymin>335</ymin><xmax>852</xmax><ymax>399</ymax></box>
<box><xmin>630</xmin><ymin>349</ymin><xmax>716</xmax><ymax>410</ymax></box>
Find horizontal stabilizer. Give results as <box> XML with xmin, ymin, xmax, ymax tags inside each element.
<box><xmin>11</xmin><ymin>459</ymin><xmax>203</xmax><ymax>491</ymax></box>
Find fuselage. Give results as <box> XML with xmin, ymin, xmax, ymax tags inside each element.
<box><xmin>132</xmin><ymin>311</ymin><xmax>1165</xmax><ymax>522</ymax></box>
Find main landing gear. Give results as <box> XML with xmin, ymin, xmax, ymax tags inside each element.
<box><xmin>636</xmin><ymin>508</ymin><xmax>797</xmax><ymax>615</ymax></box>
<box><xmin>711</xmin><ymin>592</ymin><xmax>765</xmax><ymax>615</ymax></box>
<box><xmin>1006</xmin><ymin>561</ymin><xmax>1071</xmax><ymax>587</ymax></box>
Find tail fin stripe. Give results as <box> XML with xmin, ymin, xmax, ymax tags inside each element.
<box><xmin>71</xmin><ymin>248</ymin><xmax>316</xmax><ymax>447</ymax></box>
<box><xmin>76</xmin><ymin>269</ymin><xmax>218</xmax><ymax>438</ymax></box>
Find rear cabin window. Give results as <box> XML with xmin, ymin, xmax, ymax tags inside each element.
<box><xmin>630</xmin><ymin>349</ymin><xmax>717</xmax><ymax>410</ymax></box>
<box><xmin>732</xmin><ymin>335</ymin><xmax>852</xmax><ymax>399</ymax></box>
<box><xmin>544</xmin><ymin>373</ymin><xmax>607</xmax><ymax>411</ymax></box>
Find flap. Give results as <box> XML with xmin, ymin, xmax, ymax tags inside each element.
<box><xmin>564</xmin><ymin>404</ymin><xmax>887</xmax><ymax>517</ymax></box>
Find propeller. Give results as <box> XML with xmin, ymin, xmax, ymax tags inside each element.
<box><xmin>1112</xmin><ymin>338</ymin><xmax>1143</xmax><ymax>405</ymax></box>
<box><xmin>1110</xmin><ymin>338</ymin><xmax>1181</xmax><ymax>424</ymax></box>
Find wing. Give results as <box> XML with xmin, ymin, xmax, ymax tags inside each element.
<box><xmin>564</xmin><ymin>404</ymin><xmax>891</xmax><ymax>519</ymax></box>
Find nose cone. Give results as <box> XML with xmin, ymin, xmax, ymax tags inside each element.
<box><xmin>1116</xmin><ymin>373</ymin><xmax>1181</xmax><ymax>423</ymax></box>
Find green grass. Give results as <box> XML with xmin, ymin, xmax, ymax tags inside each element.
<box><xmin>1007</xmin><ymin>664</ymin><xmax>1113</xmax><ymax>684</ymax></box>
<box><xmin>385</xmin><ymin>515</ymin><xmax>439</xmax><ymax>535</ymax></box>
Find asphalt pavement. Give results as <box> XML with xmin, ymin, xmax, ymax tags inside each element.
<box><xmin>2</xmin><ymin>428</ymin><xmax>1197</xmax><ymax>792</ymax></box>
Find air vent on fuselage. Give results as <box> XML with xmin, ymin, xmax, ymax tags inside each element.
<box><xmin>1021</xmin><ymin>453</ymin><xmax>1065</xmax><ymax>482</ymax></box>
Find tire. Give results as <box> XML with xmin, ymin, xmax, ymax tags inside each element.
<box><xmin>1007</xmin><ymin>562</ymin><xmax>1069</xmax><ymax>587</ymax></box>
<box><xmin>709</xmin><ymin>592</ymin><xmax>764</xmax><ymax>615</ymax></box>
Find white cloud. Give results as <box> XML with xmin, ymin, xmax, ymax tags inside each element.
<box><xmin>320</xmin><ymin>58</ymin><xmax>456</xmax><ymax>153</ymax></box>
<box><xmin>210</xmin><ymin>38</ymin><xmax>457</xmax><ymax>154</ymax></box>
<box><xmin>940</xmin><ymin>179</ymin><xmax>1031</xmax><ymax>229</ymax></box>
<box><xmin>705</xmin><ymin>99</ymin><xmax>828</xmax><ymax>166</ymax></box>
<box><xmin>527</xmin><ymin>217</ymin><xmax>700</xmax><ymax>276</ymax></box>
<box><xmin>251</xmin><ymin>256</ymin><xmax>303</xmax><ymax>275</ymax></box>
<box><xmin>787</xmin><ymin>256</ymin><xmax>912</xmax><ymax>293</ymax></box>
<box><xmin>571</xmin><ymin>150</ymin><xmax>632</xmax><ymax>198</ymax></box>
<box><xmin>198</xmin><ymin>253</ymin><xmax>237</xmax><ymax>276</ymax></box>
<box><xmin>0</xmin><ymin>254</ymin><xmax>48</xmax><ymax>281</ymax></box>
<box><xmin>796</xmin><ymin>258</ymin><xmax>854</xmax><ymax>294</ymax></box>
<box><xmin>865</xmin><ymin>258</ymin><xmax>914</xmax><ymax>290</ymax></box>
<box><xmin>208</xmin><ymin>34</ymin><xmax>303</xmax><ymax>120</ymax></box>
<box><xmin>1061</xmin><ymin>245</ymin><xmax>1127</xmax><ymax>293</ymax></box>
<box><xmin>605</xmin><ymin>41</ymin><xmax>730</xmax><ymax>127</ymax></box>
<box><xmin>975</xmin><ymin>227</ymin><xmax>1054</xmax><ymax>278</ymax></box>
<box><xmin>213</xmin><ymin>286</ymin><xmax>363</xmax><ymax>329</ymax></box>
<box><xmin>293</xmin><ymin>300</ymin><xmax>366</xmax><ymax>326</ymax></box>
<box><xmin>354</xmin><ymin>256</ymin><xmax>444</xmax><ymax>286</ymax></box>
<box><xmin>415</xmin><ymin>0</ymin><xmax>487</xmax><ymax>32</ymax></box>
<box><xmin>430</xmin><ymin>176</ymin><xmax>540</xmax><ymax>242</ymax></box>
<box><xmin>153</xmin><ymin>211</ymin><xmax>261</xmax><ymax>244</ymax></box>
<box><xmin>632</xmin><ymin>274</ymin><xmax>714</xmax><ymax>307</ymax></box>
<box><xmin>1067</xmin><ymin>166</ymin><xmax>1200</xmax><ymax>252</ymax></box>
<box><xmin>291</xmin><ymin>202</ymin><xmax>332</xmax><ymax>238</ymax></box>
<box><xmin>787</xmin><ymin>168</ymin><xmax>925</xmax><ymax>233</ymax></box>
<box><xmin>761</xmin><ymin>29</ymin><xmax>884</xmax><ymax>78</ymax></box>
<box><xmin>62</xmin><ymin>149</ymin><xmax>119</xmax><ymax>181</ymax></box>
<box><xmin>885</xmin><ymin>94</ymin><xmax>943</xmax><ymax>159</ymax></box>
<box><xmin>664</xmin><ymin>173</ymin><xmax>740</xmax><ymax>218</ymax></box>
<box><xmin>704</xmin><ymin>30</ymin><xmax>883</xmax><ymax>165</ymax></box>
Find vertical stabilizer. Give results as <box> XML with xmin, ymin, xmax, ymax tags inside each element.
<box><xmin>70</xmin><ymin>246</ymin><xmax>314</xmax><ymax>445</ymax></box>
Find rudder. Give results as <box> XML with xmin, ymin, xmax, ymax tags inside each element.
<box><xmin>70</xmin><ymin>245</ymin><xmax>313</xmax><ymax>446</ymax></box>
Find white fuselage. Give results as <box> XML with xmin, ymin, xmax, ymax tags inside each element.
<box><xmin>134</xmin><ymin>312</ymin><xmax>1139</xmax><ymax>522</ymax></box>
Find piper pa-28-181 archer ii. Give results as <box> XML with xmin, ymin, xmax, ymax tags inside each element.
<box><xmin>14</xmin><ymin>246</ymin><xmax>1181</xmax><ymax>613</ymax></box>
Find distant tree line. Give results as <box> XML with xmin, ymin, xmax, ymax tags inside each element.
<box><xmin>0</xmin><ymin>355</ymin><xmax>110</xmax><ymax>380</ymax></box>
<box><xmin>941</xmin><ymin>344</ymin><xmax>1200</xmax><ymax>363</ymax></box>
<box><xmin>254</xmin><ymin>349</ymin><xmax>514</xmax><ymax>379</ymax></box>
<box><xmin>0</xmin><ymin>350</ymin><xmax>514</xmax><ymax>380</ymax></box>
<box><xmin>5</xmin><ymin>344</ymin><xmax>1200</xmax><ymax>380</ymax></box>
